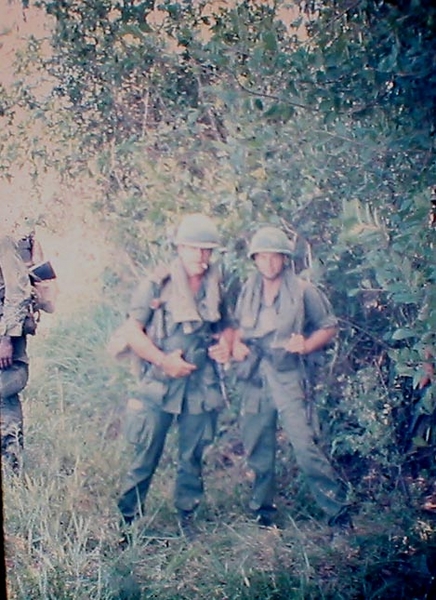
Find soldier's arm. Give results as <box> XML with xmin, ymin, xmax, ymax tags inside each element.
<box><xmin>208</xmin><ymin>327</ymin><xmax>234</xmax><ymax>364</ymax></box>
<box><xmin>124</xmin><ymin>317</ymin><xmax>196</xmax><ymax>378</ymax></box>
<box><xmin>285</xmin><ymin>327</ymin><xmax>337</xmax><ymax>355</ymax></box>
<box><xmin>285</xmin><ymin>281</ymin><xmax>338</xmax><ymax>355</ymax></box>
<box><xmin>123</xmin><ymin>317</ymin><xmax>167</xmax><ymax>367</ymax></box>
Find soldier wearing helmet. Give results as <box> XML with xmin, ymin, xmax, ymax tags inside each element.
<box><xmin>232</xmin><ymin>226</ymin><xmax>352</xmax><ymax>532</ymax></box>
<box><xmin>116</xmin><ymin>213</ymin><xmax>232</xmax><ymax>539</ymax></box>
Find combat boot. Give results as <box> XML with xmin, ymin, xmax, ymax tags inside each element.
<box><xmin>178</xmin><ymin>509</ymin><xmax>198</xmax><ymax>541</ymax></box>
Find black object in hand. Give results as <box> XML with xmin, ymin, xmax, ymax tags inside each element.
<box><xmin>29</xmin><ymin>261</ymin><xmax>57</xmax><ymax>283</ymax></box>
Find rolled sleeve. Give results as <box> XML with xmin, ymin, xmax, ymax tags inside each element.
<box><xmin>128</xmin><ymin>279</ymin><xmax>156</xmax><ymax>326</ymax></box>
<box><xmin>303</xmin><ymin>283</ymin><xmax>338</xmax><ymax>332</ymax></box>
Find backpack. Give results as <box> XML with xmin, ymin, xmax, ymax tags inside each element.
<box><xmin>278</xmin><ymin>220</ymin><xmax>313</xmax><ymax>276</ymax></box>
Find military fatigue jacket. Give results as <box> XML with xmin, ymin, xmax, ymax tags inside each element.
<box><xmin>129</xmin><ymin>258</ymin><xmax>230</xmax><ymax>415</ymax></box>
<box><xmin>236</xmin><ymin>268</ymin><xmax>337</xmax><ymax>343</ymax></box>
<box><xmin>235</xmin><ymin>268</ymin><xmax>337</xmax><ymax>413</ymax></box>
<box><xmin>0</xmin><ymin>235</ymin><xmax>31</xmax><ymax>363</ymax></box>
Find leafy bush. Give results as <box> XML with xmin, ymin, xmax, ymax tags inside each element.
<box><xmin>2</xmin><ymin>0</ymin><xmax>436</xmax><ymax>596</ymax></box>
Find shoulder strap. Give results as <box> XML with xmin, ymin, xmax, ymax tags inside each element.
<box><xmin>149</xmin><ymin>263</ymin><xmax>171</xmax><ymax>309</ymax></box>
<box><xmin>149</xmin><ymin>263</ymin><xmax>171</xmax><ymax>285</ymax></box>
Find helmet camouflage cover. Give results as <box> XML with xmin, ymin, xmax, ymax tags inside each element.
<box><xmin>248</xmin><ymin>226</ymin><xmax>294</xmax><ymax>258</ymax></box>
<box><xmin>174</xmin><ymin>213</ymin><xmax>220</xmax><ymax>248</ymax></box>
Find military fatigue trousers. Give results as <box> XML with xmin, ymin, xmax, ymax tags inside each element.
<box><xmin>0</xmin><ymin>361</ymin><xmax>28</xmax><ymax>469</ymax></box>
<box><xmin>118</xmin><ymin>397</ymin><xmax>217</xmax><ymax>522</ymax></box>
<box><xmin>241</xmin><ymin>361</ymin><xmax>348</xmax><ymax>519</ymax></box>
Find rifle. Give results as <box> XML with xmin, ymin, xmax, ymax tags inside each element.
<box><xmin>207</xmin><ymin>321</ymin><xmax>235</xmax><ymax>406</ymax></box>
<box><xmin>184</xmin><ymin>333</ymin><xmax>230</xmax><ymax>407</ymax></box>
<box><xmin>301</xmin><ymin>357</ymin><xmax>315</xmax><ymax>427</ymax></box>
<box><xmin>215</xmin><ymin>361</ymin><xmax>230</xmax><ymax>407</ymax></box>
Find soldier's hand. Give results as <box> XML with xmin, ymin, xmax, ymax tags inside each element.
<box><xmin>0</xmin><ymin>336</ymin><xmax>13</xmax><ymax>369</ymax></box>
<box><xmin>208</xmin><ymin>336</ymin><xmax>231</xmax><ymax>364</ymax></box>
<box><xmin>284</xmin><ymin>333</ymin><xmax>307</xmax><ymax>355</ymax></box>
<box><xmin>33</xmin><ymin>280</ymin><xmax>58</xmax><ymax>314</ymax></box>
<box><xmin>232</xmin><ymin>340</ymin><xmax>250</xmax><ymax>362</ymax></box>
<box><xmin>160</xmin><ymin>349</ymin><xmax>197</xmax><ymax>378</ymax></box>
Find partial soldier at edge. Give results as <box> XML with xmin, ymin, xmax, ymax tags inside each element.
<box><xmin>0</xmin><ymin>231</ymin><xmax>57</xmax><ymax>473</ymax></box>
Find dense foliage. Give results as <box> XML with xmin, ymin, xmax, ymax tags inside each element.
<box><xmin>1</xmin><ymin>0</ymin><xmax>435</xmax><ymax>597</ymax></box>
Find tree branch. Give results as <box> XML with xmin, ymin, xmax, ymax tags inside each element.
<box><xmin>227</xmin><ymin>68</ymin><xmax>319</xmax><ymax>112</ymax></box>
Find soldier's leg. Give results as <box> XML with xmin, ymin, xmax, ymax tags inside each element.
<box><xmin>118</xmin><ymin>398</ymin><xmax>173</xmax><ymax>523</ymax></box>
<box><xmin>268</xmin><ymin>371</ymin><xmax>348</xmax><ymax>519</ymax></box>
<box><xmin>1</xmin><ymin>393</ymin><xmax>23</xmax><ymax>472</ymax></box>
<box><xmin>0</xmin><ymin>362</ymin><xmax>28</xmax><ymax>472</ymax></box>
<box><xmin>174</xmin><ymin>409</ymin><xmax>218</xmax><ymax>513</ymax></box>
<box><xmin>280</xmin><ymin>400</ymin><xmax>348</xmax><ymax>517</ymax></box>
<box><xmin>241</xmin><ymin>408</ymin><xmax>278</xmax><ymax>516</ymax></box>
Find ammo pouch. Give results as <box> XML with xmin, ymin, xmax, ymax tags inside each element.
<box><xmin>235</xmin><ymin>345</ymin><xmax>262</xmax><ymax>381</ymax></box>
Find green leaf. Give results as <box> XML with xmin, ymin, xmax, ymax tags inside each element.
<box><xmin>262</xmin><ymin>31</ymin><xmax>277</xmax><ymax>53</ymax></box>
<box><xmin>391</xmin><ymin>328</ymin><xmax>415</xmax><ymax>340</ymax></box>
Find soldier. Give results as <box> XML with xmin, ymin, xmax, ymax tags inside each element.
<box><xmin>116</xmin><ymin>214</ymin><xmax>232</xmax><ymax>538</ymax></box>
<box><xmin>232</xmin><ymin>226</ymin><xmax>352</xmax><ymax>532</ymax></box>
<box><xmin>0</xmin><ymin>234</ymin><xmax>32</xmax><ymax>473</ymax></box>
<box><xmin>0</xmin><ymin>231</ymin><xmax>56</xmax><ymax>473</ymax></box>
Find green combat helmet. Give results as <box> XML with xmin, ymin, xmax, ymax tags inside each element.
<box><xmin>174</xmin><ymin>213</ymin><xmax>220</xmax><ymax>248</ymax></box>
<box><xmin>248</xmin><ymin>226</ymin><xmax>294</xmax><ymax>258</ymax></box>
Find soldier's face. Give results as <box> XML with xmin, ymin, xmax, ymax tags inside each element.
<box><xmin>254</xmin><ymin>252</ymin><xmax>285</xmax><ymax>280</ymax></box>
<box><xmin>178</xmin><ymin>244</ymin><xmax>213</xmax><ymax>277</ymax></box>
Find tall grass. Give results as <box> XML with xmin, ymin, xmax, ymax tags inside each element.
<box><xmin>3</xmin><ymin>302</ymin><xmax>436</xmax><ymax>599</ymax></box>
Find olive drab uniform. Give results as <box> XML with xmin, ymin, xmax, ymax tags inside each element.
<box><xmin>117</xmin><ymin>257</ymin><xmax>229</xmax><ymax>523</ymax></box>
<box><xmin>235</xmin><ymin>267</ymin><xmax>349</xmax><ymax>522</ymax></box>
<box><xmin>0</xmin><ymin>235</ymin><xmax>32</xmax><ymax>470</ymax></box>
